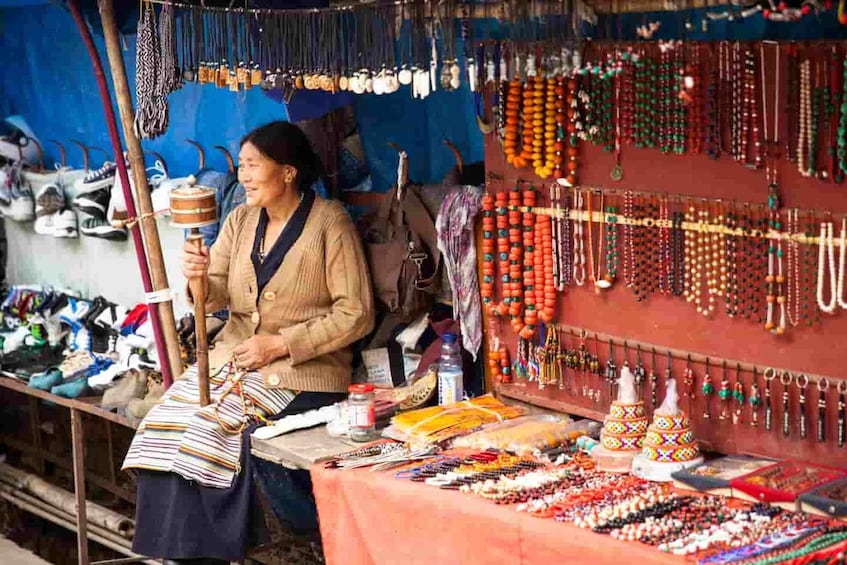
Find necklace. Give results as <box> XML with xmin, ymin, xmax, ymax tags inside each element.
<box><xmin>816</xmin><ymin>221</ymin><xmax>838</xmax><ymax>314</ymax></box>
<box><xmin>725</xmin><ymin>202</ymin><xmax>739</xmax><ymax>318</ymax></box>
<box><xmin>837</xmin><ymin>217</ymin><xmax>847</xmax><ymax>309</ymax></box>
<box><xmin>798</xmin><ymin>58</ymin><xmax>812</xmax><ymax>177</ymax></box>
<box><xmin>257</xmin><ymin>193</ymin><xmax>303</xmax><ymax>262</ymax></box>
<box><xmin>786</xmin><ymin>209</ymin><xmax>801</xmax><ymax>326</ymax></box>
<box><xmin>572</xmin><ymin>189</ymin><xmax>586</xmax><ymax>286</ymax></box>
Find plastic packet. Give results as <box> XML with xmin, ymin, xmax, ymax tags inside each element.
<box><xmin>452</xmin><ymin>414</ymin><xmax>577</xmax><ymax>454</ymax></box>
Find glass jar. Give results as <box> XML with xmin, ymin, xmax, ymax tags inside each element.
<box><xmin>347</xmin><ymin>383</ymin><xmax>376</xmax><ymax>442</ymax></box>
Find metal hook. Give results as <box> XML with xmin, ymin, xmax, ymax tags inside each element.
<box><xmin>818</xmin><ymin>377</ymin><xmax>829</xmax><ymax>392</ymax></box>
<box><xmin>214</xmin><ymin>145</ymin><xmax>235</xmax><ymax>173</ymax></box>
<box><xmin>47</xmin><ymin>140</ymin><xmax>67</xmax><ymax>168</ymax></box>
<box><xmin>69</xmin><ymin>140</ymin><xmax>90</xmax><ymax>172</ymax></box>
<box><xmin>185</xmin><ymin>139</ymin><xmax>206</xmax><ymax>171</ymax></box>
<box><xmin>780</xmin><ymin>370</ymin><xmax>794</xmax><ymax>386</ymax></box>
<box><xmin>764</xmin><ymin>367</ymin><xmax>777</xmax><ymax>381</ymax></box>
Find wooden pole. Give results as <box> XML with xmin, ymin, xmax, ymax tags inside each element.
<box><xmin>70</xmin><ymin>409</ymin><xmax>89</xmax><ymax>565</ymax></box>
<box><xmin>97</xmin><ymin>0</ymin><xmax>184</xmax><ymax>383</ymax></box>
<box><xmin>66</xmin><ymin>0</ymin><xmax>176</xmax><ymax>387</ymax></box>
<box><xmin>188</xmin><ymin>228</ymin><xmax>210</xmax><ymax>406</ymax></box>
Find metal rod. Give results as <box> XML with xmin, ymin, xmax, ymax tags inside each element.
<box><xmin>554</xmin><ymin>322</ymin><xmax>842</xmax><ymax>388</ymax></box>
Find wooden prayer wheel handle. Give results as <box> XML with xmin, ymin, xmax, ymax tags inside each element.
<box><xmin>188</xmin><ymin>228</ymin><xmax>211</xmax><ymax>407</ymax></box>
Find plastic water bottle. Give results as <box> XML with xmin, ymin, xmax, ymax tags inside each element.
<box><xmin>438</xmin><ymin>332</ymin><xmax>463</xmax><ymax>406</ymax></box>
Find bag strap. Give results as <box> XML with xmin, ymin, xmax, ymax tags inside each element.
<box><xmin>402</xmin><ymin>186</ymin><xmax>441</xmax><ymax>281</ymax></box>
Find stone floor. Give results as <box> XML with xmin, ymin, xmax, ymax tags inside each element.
<box><xmin>0</xmin><ymin>534</ymin><xmax>50</xmax><ymax>565</ymax></box>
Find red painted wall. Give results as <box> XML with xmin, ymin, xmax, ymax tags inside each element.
<box><xmin>485</xmin><ymin>118</ymin><xmax>847</xmax><ymax>463</ymax></box>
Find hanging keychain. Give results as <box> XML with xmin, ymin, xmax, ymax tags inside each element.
<box><xmin>764</xmin><ymin>368</ymin><xmax>776</xmax><ymax>431</ymax></box>
<box><xmin>633</xmin><ymin>344</ymin><xmax>647</xmax><ymax>400</ymax></box>
<box><xmin>591</xmin><ymin>334</ymin><xmax>602</xmax><ymax>403</ymax></box>
<box><xmin>702</xmin><ymin>357</ymin><xmax>715</xmax><ymax>419</ymax></box>
<box><xmin>605</xmin><ymin>338</ymin><xmax>618</xmax><ymax>403</ymax></box>
<box><xmin>683</xmin><ymin>355</ymin><xmax>695</xmax><ymax>415</ymax></box>
<box><xmin>649</xmin><ymin>348</ymin><xmax>659</xmax><ymax>409</ymax></box>
<box><xmin>839</xmin><ymin>380</ymin><xmax>846</xmax><ymax>448</ymax></box>
<box><xmin>718</xmin><ymin>360</ymin><xmax>730</xmax><ymax>420</ymax></box>
<box><xmin>797</xmin><ymin>374</ymin><xmax>809</xmax><ymax>440</ymax></box>
<box><xmin>818</xmin><ymin>377</ymin><xmax>829</xmax><ymax>443</ymax></box>
<box><xmin>781</xmin><ymin>371</ymin><xmax>793</xmax><ymax>438</ymax></box>
<box><xmin>733</xmin><ymin>363</ymin><xmax>745</xmax><ymax>425</ymax></box>
<box><xmin>749</xmin><ymin>367</ymin><xmax>762</xmax><ymax>427</ymax></box>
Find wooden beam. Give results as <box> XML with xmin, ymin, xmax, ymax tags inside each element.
<box><xmin>71</xmin><ymin>409</ymin><xmax>90</xmax><ymax>565</ymax></box>
<box><xmin>96</xmin><ymin>0</ymin><xmax>185</xmax><ymax>384</ymax></box>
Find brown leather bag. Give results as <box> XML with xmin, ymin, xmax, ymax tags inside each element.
<box><xmin>362</xmin><ymin>181</ymin><xmax>441</xmax><ymax>323</ymax></box>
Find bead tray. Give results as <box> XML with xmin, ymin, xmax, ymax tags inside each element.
<box><xmin>729</xmin><ymin>460</ymin><xmax>847</xmax><ymax>510</ymax></box>
<box><xmin>798</xmin><ymin>476</ymin><xmax>847</xmax><ymax>519</ymax></box>
<box><xmin>670</xmin><ymin>455</ymin><xmax>776</xmax><ymax>496</ymax></box>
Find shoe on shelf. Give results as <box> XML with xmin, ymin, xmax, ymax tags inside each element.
<box><xmin>0</xmin><ymin>186</ymin><xmax>35</xmax><ymax>222</ymax></box>
<box><xmin>28</xmin><ymin>368</ymin><xmax>63</xmax><ymax>391</ymax></box>
<box><xmin>79</xmin><ymin>162</ymin><xmax>116</xmax><ymax>192</ymax></box>
<box><xmin>35</xmin><ymin>182</ymin><xmax>64</xmax><ymax>217</ymax></box>
<box><xmin>33</xmin><ymin>212</ymin><xmax>57</xmax><ymax>236</ymax></box>
<box><xmin>72</xmin><ymin>187</ymin><xmax>110</xmax><ymax>219</ymax></box>
<box><xmin>52</xmin><ymin>210</ymin><xmax>78</xmax><ymax>238</ymax></box>
<box><xmin>2</xmin><ymin>325</ymin><xmax>31</xmax><ymax>354</ymax></box>
<box><xmin>80</xmin><ymin>217</ymin><xmax>127</xmax><ymax>241</ymax></box>
<box><xmin>51</xmin><ymin>378</ymin><xmax>89</xmax><ymax>399</ymax></box>
<box><xmin>100</xmin><ymin>369</ymin><xmax>147</xmax><ymax>410</ymax></box>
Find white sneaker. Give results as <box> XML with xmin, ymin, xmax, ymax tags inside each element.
<box><xmin>34</xmin><ymin>213</ymin><xmax>57</xmax><ymax>235</ymax></box>
<box><xmin>2</xmin><ymin>325</ymin><xmax>30</xmax><ymax>354</ymax></box>
<box><xmin>52</xmin><ymin>210</ymin><xmax>78</xmax><ymax>238</ymax></box>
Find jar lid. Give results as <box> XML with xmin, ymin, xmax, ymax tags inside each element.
<box><xmin>348</xmin><ymin>383</ymin><xmax>375</xmax><ymax>394</ymax></box>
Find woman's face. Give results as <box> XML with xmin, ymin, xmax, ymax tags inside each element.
<box><xmin>237</xmin><ymin>141</ymin><xmax>296</xmax><ymax>208</ymax></box>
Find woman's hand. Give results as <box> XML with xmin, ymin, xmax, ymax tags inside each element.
<box><xmin>182</xmin><ymin>240</ymin><xmax>210</xmax><ymax>280</ymax></box>
<box><xmin>233</xmin><ymin>335</ymin><xmax>289</xmax><ymax>370</ymax></box>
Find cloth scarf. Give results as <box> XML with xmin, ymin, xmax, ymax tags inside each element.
<box><xmin>436</xmin><ymin>185</ymin><xmax>483</xmax><ymax>360</ymax></box>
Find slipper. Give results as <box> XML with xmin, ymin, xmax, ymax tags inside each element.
<box><xmin>28</xmin><ymin>368</ymin><xmax>63</xmax><ymax>391</ymax></box>
<box><xmin>51</xmin><ymin>378</ymin><xmax>90</xmax><ymax>399</ymax></box>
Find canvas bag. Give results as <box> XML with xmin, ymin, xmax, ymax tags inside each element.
<box><xmin>362</xmin><ymin>180</ymin><xmax>441</xmax><ymax>323</ymax></box>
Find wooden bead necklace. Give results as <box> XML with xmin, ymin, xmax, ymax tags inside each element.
<box><xmin>786</xmin><ymin>208</ymin><xmax>802</xmax><ymax>326</ymax></box>
<box><xmin>507</xmin><ymin>185</ymin><xmax>524</xmax><ymax>322</ymax></box>
<box><xmin>658</xmin><ymin>195</ymin><xmax>672</xmax><ymax>295</ymax></box>
<box><xmin>671</xmin><ymin>210</ymin><xmax>686</xmax><ymax>297</ymax></box>
<box><xmin>683</xmin><ymin>201</ymin><xmax>696</xmax><ymax>304</ymax></box>
<box><xmin>687</xmin><ymin>43</ymin><xmax>704</xmax><ymax>156</ymax></box>
<box><xmin>572</xmin><ymin>189</ymin><xmax>587</xmax><ymax>286</ymax></box>
<box><xmin>531</xmin><ymin>72</ymin><xmax>546</xmax><ymax>175</ymax></box>
<box><xmin>803</xmin><ymin>211</ymin><xmax>821</xmax><ymax>327</ymax></box>
<box><xmin>565</xmin><ymin>76</ymin><xmax>580</xmax><ymax>186</ymax></box>
<box><xmin>604</xmin><ymin>204</ymin><xmax>619</xmax><ymax>286</ymax></box>
<box><xmin>518</xmin><ymin>185</ymin><xmax>537</xmax><ymax>338</ymax></box>
<box><xmin>724</xmin><ymin>202</ymin><xmax>740</xmax><ymax>318</ymax></box>
<box><xmin>731</xmin><ymin>42</ymin><xmax>743</xmax><ymax>162</ymax></box>
<box><xmin>480</xmin><ymin>191</ymin><xmax>499</xmax><ymax>316</ymax></box>
<box><xmin>705</xmin><ymin>57</ymin><xmax>720</xmax><ymax>159</ymax></box>
<box><xmin>552</xmin><ymin>77</ymin><xmax>566</xmax><ymax>180</ymax></box>
<box><xmin>817</xmin><ymin>220</ymin><xmax>838</xmax><ymax>315</ymax></box>
<box><xmin>623</xmin><ymin>191</ymin><xmax>636</xmax><ymax>292</ymax></box>
<box><xmin>504</xmin><ymin>78</ymin><xmax>523</xmax><ymax>167</ymax></box>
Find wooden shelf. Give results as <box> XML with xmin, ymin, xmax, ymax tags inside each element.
<box><xmin>497</xmin><ymin>383</ymin><xmax>607</xmax><ymax>422</ymax></box>
<box><xmin>0</xmin><ymin>376</ymin><xmax>136</xmax><ymax>430</ymax></box>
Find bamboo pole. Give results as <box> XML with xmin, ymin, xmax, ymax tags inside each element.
<box><xmin>96</xmin><ymin>0</ymin><xmax>184</xmax><ymax>385</ymax></box>
<box><xmin>66</xmin><ymin>0</ymin><xmax>177</xmax><ymax>388</ymax></box>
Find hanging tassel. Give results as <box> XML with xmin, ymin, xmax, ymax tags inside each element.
<box><xmin>134</xmin><ymin>2</ymin><xmax>160</xmax><ymax>139</ymax></box>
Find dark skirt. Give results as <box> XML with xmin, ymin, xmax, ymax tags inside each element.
<box><xmin>131</xmin><ymin>391</ymin><xmax>346</xmax><ymax>561</ymax></box>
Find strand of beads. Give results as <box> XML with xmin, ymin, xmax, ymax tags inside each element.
<box><xmin>623</xmin><ymin>191</ymin><xmax>636</xmax><ymax>291</ymax></box>
<box><xmin>538</xmin><ymin>211</ymin><xmax>556</xmax><ymax>324</ymax></box>
<box><xmin>480</xmin><ymin>192</ymin><xmax>503</xmax><ymax>317</ymax></box>
<box><xmin>531</xmin><ymin>71</ymin><xmax>546</xmax><ymax>177</ymax></box>
<box><xmin>643</xmin><ymin>196</ymin><xmax>660</xmax><ymax>298</ymax></box>
<box><xmin>537</xmin><ymin>76</ymin><xmax>558</xmax><ymax>180</ymax></box>
<box><xmin>786</xmin><ymin>209</ymin><xmax>801</xmax><ymax>326</ymax></box>
<box><xmin>559</xmin><ymin>188</ymin><xmax>572</xmax><ymax>289</ymax></box>
<box><xmin>798</xmin><ymin>58</ymin><xmax>812</xmax><ymax>176</ymax></box>
<box><xmin>565</xmin><ymin>76</ymin><xmax>580</xmax><ymax>186</ymax></box>
<box><xmin>634</xmin><ymin>49</ymin><xmax>657</xmax><ymax>149</ymax></box>
<box><xmin>705</xmin><ymin>57</ymin><xmax>720</xmax><ymax>159</ymax></box>
<box><xmin>683</xmin><ymin>200</ymin><xmax>696</xmax><ymax>304</ymax></box>
<box><xmin>703</xmin><ymin>204</ymin><xmax>719</xmax><ymax>316</ymax></box>
<box><xmin>572</xmin><ymin>189</ymin><xmax>586</xmax><ymax>286</ymax></box>
<box><xmin>803</xmin><ymin>211</ymin><xmax>820</xmax><ymax>327</ymax></box>
<box><xmin>519</xmin><ymin>186</ymin><xmax>537</xmax><ymax>338</ymax></box>
<box><xmin>604</xmin><ymin>203</ymin><xmax>620</xmax><ymax>285</ymax></box>
<box><xmin>552</xmin><ymin>77</ymin><xmax>566</xmax><ymax>180</ymax></box>
<box><xmin>817</xmin><ymin>221</ymin><xmax>838</xmax><ymax>315</ymax></box>
<box><xmin>632</xmin><ymin>195</ymin><xmax>648</xmax><ymax>301</ymax></box>
<box><xmin>671</xmin><ymin>42</ymin><xmax>687</xmax><ymax>155</ymax></box>
<box><xmin>519</xmin><ymin>76</ymin><xmax>536</xmax><ymax>170</ymax></box>
<box><xmin>838</xmin><ymin>49</ymin><xmax>847</xmax><ymax>174</ymax></box>
<box><xmin>507</xmin><ymin>186</ymin><xmax>525</xmax><ymax>329</ymax></box>
<box><xmin>725</xmin><ymin>202</ymin><xmax>740</xmax><ymax>318</ymax></box>
<box><xmin>747</xmin><ymin>49</ymin><xmax>763</xmax><ymax>169</ymax></box>
<box><xmin>658</xmin><ymin>195</ymin><xmax>671</xmax><ymax>295</ymax></box>
<box><xmin>504</xmin><ymin>78</ymin><xmax>523</xmax><ymax>167</ymax></box>
<box><xmin>687</xmin><ymin>43</ymin><xmax>703</xmax><ymax>155</ymax></box>
<box><xmin>671</xmin><ymin>210</ymin><xmax>686</xmax><ymax>297</ymax></box>
<box><xmin>619</xmin><ymin>49</ymin><xmax>636</xmax><ymax>148</ymax></box>
<box><xmin>658</xmin><ymin>44</ymin><xmax>672</xmax><ymax>154</ymax></box>
<box><xmin>809</xmin><ymin>61</ymin><xmax>824</xmax><ymax>178</ymax></box>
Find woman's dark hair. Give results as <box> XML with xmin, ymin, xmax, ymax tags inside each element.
<box><xmin>240</xmin><ymin>121</ymin><xmax>322</xmax><ymax>191</ymax></box>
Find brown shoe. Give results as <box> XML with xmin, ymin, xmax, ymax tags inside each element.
<box><xmin>100</xmin><ymin>369</ymin><xmax>147</xmax><ymax>410</ymax></box>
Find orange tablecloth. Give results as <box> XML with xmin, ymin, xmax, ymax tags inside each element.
<box><xmin>311</xmin><ymin>463</ymin><xmax>684</xmax><ymax>565</ymax></box>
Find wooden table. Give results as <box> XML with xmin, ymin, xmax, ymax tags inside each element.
<box><xmin>250</xmin><ymin>425</ymin><xmax>358</xmax><ymax>470</ymax></box>
<box><xmin>0</xmin><ymin>375</ymin><xmax>146</xmax><ymax>565</ymax></box>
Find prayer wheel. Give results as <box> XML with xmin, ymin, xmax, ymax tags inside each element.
<box><xmin>169</xmin><ymin>185</ymin><xmax>217</xmax><ymax>406</ymax></box>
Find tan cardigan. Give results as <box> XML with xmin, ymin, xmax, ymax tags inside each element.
<box><xmin>191</xmin><ymin>197</ymin><xmax>374</xmax><ymax>392</ymax></box>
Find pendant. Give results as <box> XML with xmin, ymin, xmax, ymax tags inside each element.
<box><xmin>320</xmin><ymin>74</ymin><xmax>334</xmax><ymax>92</ymax></box>
<box><xmin>610</xmin><ymin>165</ymin><xmax>623</xmax><ymax>181</ymax></box>
<box><xmin>781</xmin><ymin>371</ymin><xmax>793</xmax><ymax>438</ymax></box>
<box><xmin>797</xmin><ymin>374</ymin><xmax>808</xmax><ymax>439</ymax></box>
<box><xmin>594</xmin><ymin>279</ymin><xmax>612</xmax><ymax>290</ymax></box>
<box><xmin>251</xmin><ymin>68</ymin><xmax>263</xmax><ymax>86</ymax></box>
<box><xmin>399</xmin><ymin>66</ymin><xmax>413</xmax><ymax>86</ymax></box>
<box><xmin>764</xmin><ymin>368</ymin><xmax>775</xmax><ymax>432</ymax></box>
<box><xmin>338</xmin><ymin>75</ymin><xmax>349</xmax><ymax>91</ymax></box>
